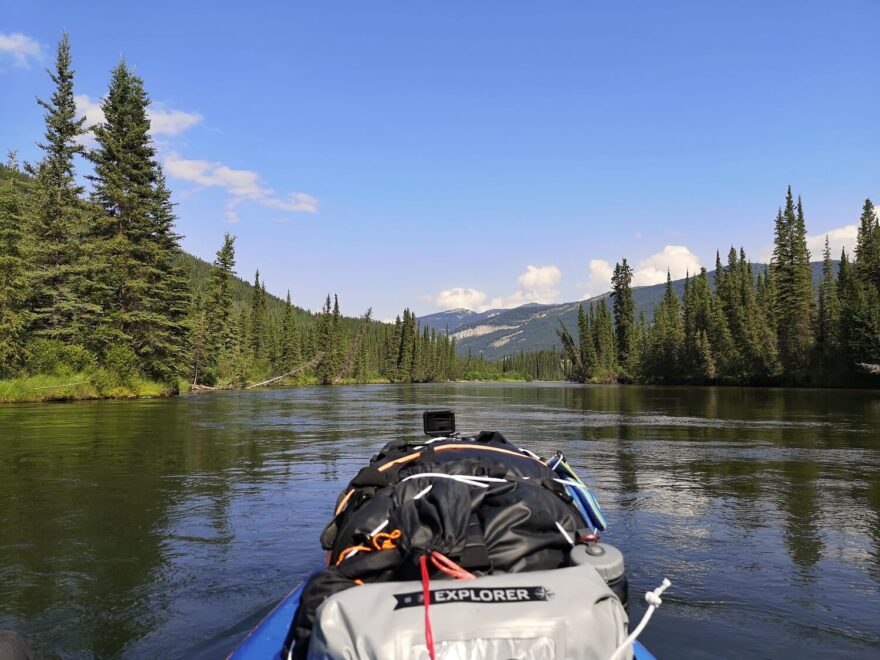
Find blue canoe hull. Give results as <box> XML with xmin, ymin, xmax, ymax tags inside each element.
<box><xmin>228</xmin><ymin>577</ymin><xmax>657</xmax><ymax>660</ymax></box>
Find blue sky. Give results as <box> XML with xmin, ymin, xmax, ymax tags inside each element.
<box><xmin>2</xmin><ymin>1</ymin><xmax>877</xmax><ymax>320</ymax></box>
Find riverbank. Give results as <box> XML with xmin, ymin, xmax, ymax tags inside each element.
<box><xmin>0</xmin><ymin>373</ymin><xmax>189</xmax><ymax>403</ymax></box>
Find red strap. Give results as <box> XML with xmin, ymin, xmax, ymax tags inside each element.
<box><xmin>420</xmin><ymin>554</ymin><xmax>436</xmax><ymax>660</ymax></box>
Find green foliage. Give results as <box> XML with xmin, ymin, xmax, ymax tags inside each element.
<box><xmin>27</xmin><ymin>34</ymin><xmax>94</xmax><ymax>345</ymax></box>
<box><xmin>772</xmin><ymin>188</ymin><xmax>815</xmax><ymax>378</ymax></box>
<box><xmin>26</xmin><ymin>339</ymin><xmax>96</xmax><ymax>376</ymax></box>
<box><xmin>611</xmin><ymin>259</ymin><xmax>636</xmax><ymax>373</ymax></box>
<box><xmin>0</xmin><ymin>156</ymin><xmax>30</xmax><ymax>377</ymax></box>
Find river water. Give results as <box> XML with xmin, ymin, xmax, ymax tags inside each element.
<box><xmin>1</xmin><ymin>383</ymin><xmax>878</xmax><ymax>658</ymax></box>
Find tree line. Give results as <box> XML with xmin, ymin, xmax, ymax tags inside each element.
<box><xmin>559</xmin><ymin>189</ymin><xmax>880</xmax><ymax>386</ymax></box>
<box><xmin>0</xmin><ymin>34</ymin><xmax>458</xmax><ymax>393</ymax></box>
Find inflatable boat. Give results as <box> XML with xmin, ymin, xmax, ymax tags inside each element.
<box><xmin>229</xmin><ymin>411</ymin><xmax>668</xmax><ymax>659</ymax></box>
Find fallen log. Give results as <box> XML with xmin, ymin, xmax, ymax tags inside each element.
<box><xmin>245</xmin><ymin>353</ymin><xmax>324</xmax><ymax>389</ymax></box>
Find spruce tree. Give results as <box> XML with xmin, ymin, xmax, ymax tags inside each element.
<box><xmin>280</xmin><ymin>291</ymin><xmax>301</xmax><ymax>369</ymax></box>
<box><xmin>398</xmin><ymin>309</ymin><xmax>415</xmax><ymax>381</ymax></box>
<box><xmin>594</xmin><ymin>299</ymin><xmax>616</xmax><ymax>377</ymax></box>
<box><xmin>205</xmin><ymin>233</ymin><xmax>237</xmax><ymax>359</ymax></box>
<box><xmin>0</xmin><ymin>155</ymin><xmax>30</xmax><ymax>376</ymax></box>
<box><xmin>330</xmin><ymin>294</ymin><xmax>343</xmax><ymax>377</ymax></box>
<box><xmin>141</xmin><ymin>168</ymin><xmax>190</xmax><ymax>381</ymax></box>
<box><xmin>89</xmin><ymin>59</ymin><xmax>179</xmax><ymax>377</ymax></box>
<box><xmin>249</xmin><ymin>271</ymin><xmax>266</xmax><ymax>359</ymax></box>
<box><xmin>772</xmin><ymin>188</ymin><xmax>814</xmax><ymax>377</ymax></box>
<box><xmin>843</xmin><ymin>200</ymin><xmax>880</xmax><ymax>367</ymax></box>
<box><xmin>315</xmin><ymin>295</ymin><xmax>335</xmax><ymax>384</ymax></box>
<box><xmin>855</xmin><ymin>199</ymin><xmax>880</xmax><ymax>289</ymax></box>
<box><xmin>644</xmin><ymin>271</ymin><xmax>684</xmax><ymax>382</ymax></box>
<box><xmin>577</xmin><ymin>303</ymin><xmax>596</xmax><ymax>380</ymax></box>
<box><xmin>189</xmin><ymin>291</ymin><xmax>211</xmax><ymax>384</ymax></box>
<box><xmin>816</xmin><ymin>236</ymin><xmax>841</xmax><ymax>370</ymax></box>
<box><xmin>28</xmin><ymin>33</ymin><xmax>92</xmax><ymax>344</ymax></box>
<box><xmin>385</xmin><ymin>316</ymin><xmax>401</xmax><ymax>382</ymax></box>
<box><xmin>611</xmin><ymin>259</ymin><xmax>636</xmax><ymax>372</ymax></box>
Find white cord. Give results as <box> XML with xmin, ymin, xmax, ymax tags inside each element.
<box><xmin>346</xmin><ymin>484</ymin><xmax>435</xmax><ymax>559</ymax></box>
<box><xmin>555</xmin><ymin>521</ymin><xmax>575</xmax><ymax>546</ymax></box>
<box><xmin>400</xmin><ymin>473</ymin><xmax>504</xmax><ymax>488</ymax></box>
<box><xmin>609</xmin><ymin>578</ymin><xmax>671</xmax><ymax>660</ymax></box>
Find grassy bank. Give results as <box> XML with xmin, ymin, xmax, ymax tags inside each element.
<box><xmin>0</xmin><ymin>373</ymin><xmax>185</xmax><ymax>403</ymax></box>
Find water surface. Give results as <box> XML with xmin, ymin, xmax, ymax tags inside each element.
<box><xmin>1</xmin><ymin>384</ymin><xmax>878</xmax><ymax>658</ymax></box>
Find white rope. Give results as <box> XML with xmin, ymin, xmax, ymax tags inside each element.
<box><xmin>413</xmin><ymin>484</ymin><xmax>433</xmax><ymax>500</ymax></box>
<box><xmin>401</xmin><ymin>473</ymin><xmax>501</xmax><ymax>488</ymax></box>
<box><xmin>555</xmin><ymin>521</ymin><xmax>575</xmax><ymax>546</ymax></box>
<box><xmin>348</xmin><ymin>484</ymin><xmax>435</xmax><ymax>560</ymax></box>
<box><xmin>368</xmin><ymin>519</ymin><xmax>389</xmax><ymax>537</ymax></box>
<box><xmin>608</xmin><ymin>578</ymin><xmax>672</xmax><ymax>660</ymax></box>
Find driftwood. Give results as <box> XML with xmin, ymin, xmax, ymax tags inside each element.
<box><xmin>245</xmin><ymin>353</ymin><xmax>324</xmax><ymax>389</ymax></box>
<box><xmin>190</xmin><ymin>383</ymin><xmax>235</xmax><ymax>391</ymax></box>
<box><xmin>331</xmin><ymin>309</ymin><xmax>373</xmax><ymax>385</ymax></box>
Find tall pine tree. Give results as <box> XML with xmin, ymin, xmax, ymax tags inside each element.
<box><xmin>0</xmin><ymin>155</ymin><xmax>30</xmax><ymax>376</ymax></box>
<box><xmin>611</xmin><ymin>259</ymin><xmax>636</xmax><ymax>373</ymax></box>
<box><xmin>28</xmin><ymin>33</ymin><xmax>92</xmax><ymax>344</ymax></box>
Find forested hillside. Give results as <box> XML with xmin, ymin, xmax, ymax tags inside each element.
<box><xmin>0</xmin><ymin>35</ymin><xmax>456</xmax><ymax>400</ymax></box>
<box><xmin>556</xmin><ymin>191</ymin><xmax>880</xmax><ymax>386</ymax></box>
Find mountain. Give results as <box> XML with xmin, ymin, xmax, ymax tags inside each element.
<box><xmin>419</xmin><ymin>307</ymin><xmax>507</xmax><ymax>334</ymax></box>
<box><xmin>421</xmin><ymin>262</ymin><xmax>832</xmax><ymax>359</ymax></box>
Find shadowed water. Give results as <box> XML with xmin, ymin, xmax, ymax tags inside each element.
<box><xmin>1</xmin><ymin>383</ymin><xmax>878</xmax><ymax>658</ymax></box>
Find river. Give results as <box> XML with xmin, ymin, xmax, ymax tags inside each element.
<box><xmin>1</xmin><ymin>383</ymin><xmax>878</xmax><ymax>658</ymax></box>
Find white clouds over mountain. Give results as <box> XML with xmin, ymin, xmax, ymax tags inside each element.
<box><xmin>580</xmin><ymin>259</ymin><xmax>614</xmax><ymax>298</ymax></box>
<box><xmin>427</xmin><ymin>264</ymin><xmax>562</xmax><ymax>312</ymax></box>
<box><xmin>430</xmin><ymin>288</ymin><xmax>488</xmax><ymax>311</ymax></box>
<box><xmin>632</xmin><ymin>245</ymin><xmax>702</xmax><ymax>287</ymax></box>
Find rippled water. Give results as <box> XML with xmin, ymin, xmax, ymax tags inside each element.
<box><xmin>1</xmin><ymin>384</ymin><xmax>878</xmax><ymax>658</ymax></box>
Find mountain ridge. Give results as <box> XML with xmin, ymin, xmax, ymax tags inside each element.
<box><xmin>419</xmin><ymin>262</ymin><xmax>832</xmax><ymax>359</ymax></box>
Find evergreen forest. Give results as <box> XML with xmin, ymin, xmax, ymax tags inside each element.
<box><xmin>1</xmin><ymin>35</ymin><xmax>877</xmax><ymax>401</ymax></box>
<box><xmin>0</xmin><ymin>35</ymin><xmax>456</xmax><ymax>400</ymax></box>
<box><xmin>558</xmin><ymin>190</ymin><xmax>880</xmax><ymax>386</ymax></box>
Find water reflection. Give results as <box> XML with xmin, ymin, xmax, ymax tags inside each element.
<box><xmin>0</xmin><ymin>384</ymin><xmax>878</xmax><ymax>658</ymax></box>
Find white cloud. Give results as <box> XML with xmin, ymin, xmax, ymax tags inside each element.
<box><xmin>75</xmin><ymin>95</ymin><xmax>203</xmax><ymax>145</ymax></box>
<box><xmin>517</xmin><ymin>264</ymin><xmax>561</xmax><ymax>292</ymax></box>
<box><xmin>580</xmin><ymin>259</ymin><xmax>613</xmax><ymax>298</ymax></box>
<box><xmin>486</xmin><ymin>264</ymin><xmax>563</xmax><ymax>309</ymax></box>
<box><xmin>428</xmin><ymin>264</ymin><xmax>563</xmax><ymax>312</ymax></box>
<box><xmin>757</xmin><ymin>222</ymin><xmax>864</xmax><ymax>263</ymax></box>
<box><xmin>806</xmin><ymin>224</ymin><xmax>857</xmax><ymax>259</ymax></box>
<box><xmin>148</xmin><ymin>107</ymin><xmax>203</xmax><ymax>136</ymax></box>
<box><xmin>0</xmin><ymin>32</ymin><xmax>42</xmax><ymax>67</ymax></box>
<box><xmin>260</xmin><ymin>192</ymin><xmax>320</xmax><ymax>213</ymax></box>
<box><xmin>632</xmin><ymin>245</ymin><xmax>701</xmax><ymax>287</ymax></box>
<box><xmin>431</xmin><ymin>287</ymin><xmax>488</xmax><ymax>311</ymax></box>
<box><xmin>165</xmin><ymin>152</ymin><xmax>318</xmax><ymax>222</ymax></box>
<box><xmin>73</xmin><ymin>95</ymin><xmax>105</xmax><ymax>144</ymax></box>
